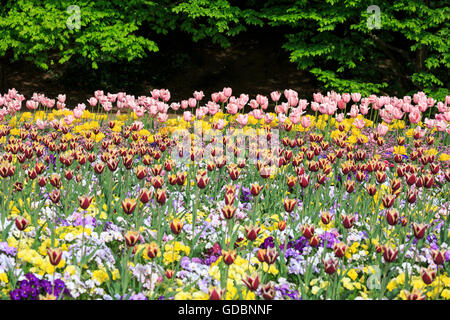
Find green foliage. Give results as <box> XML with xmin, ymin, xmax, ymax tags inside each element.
<box><xmin>0</xmin><ymin>0</ymin><xmax>161</xmax><ymax>69</ymax></box>
<box><xmin>0</xmin><ymin>0</ymin><xmax>448</xmax><ymax>98</ymax></box>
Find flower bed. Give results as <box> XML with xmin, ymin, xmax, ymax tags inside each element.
<box><xmin>0</xmin><ymin>88</ymin><xmax>449</xmax><ymax>300</ymax></box>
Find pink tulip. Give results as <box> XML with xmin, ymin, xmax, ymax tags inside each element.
<box><xmin>47</xmin><ymin>99</ymin><xmax>55</xmax><ymax>109</ymax></box>
<box><xmin>195</xmin><ymin>108</ymin><xmax>205</xmax><ymax>119</ymax></box>
<box><xmin>107</xmin><ymin>93</ymin><xmax>117</xmax><ymax>103</ymax></box>
<box><xmin>445</xmin><ymin>95</ymin><xmax>450</xmax><ymax>106</ymax></box>
<box><xmin>335</xmin><ymin>113</ymin><xmax>345</xmax><ymax>123</ymax></box>
<box><xmin>170</xmin><ymin>103</ymin><xmax>180</xmax><ymax>111</ymax></box>
<box><xmin>271</xmin><ymin>91</ymin><xmax>281</xmax><ymax>102</ymax></box>
<box><xmin>276</xmin><ymin>103</ymin><xmax>288</xmax><ymax>114</ymax></box>
<box><xmin>207</xmin><ymin>102</ymin><xmax>220</xmax><ymax>115</ymax></box>
<box><xmin>256</xmin><ymin>94</ymin><xmax>268</xmax><ymax>106</ymax></box>
<box><xmin>353</xmin><ymin>118</ymin><xmax>365</xmax><ymax>129</ymax></box>
<box><xmin>360</xmin><ymin>104</ymin><xmax>369</xmax><ymax>115</ymax></box>
<box><xmin>284</xmin><ymin>89</ymin><xmax>298</xmax><ymax>100</ymax></box>
<box><xmin>392</xmin><ymin>108</ymin><xmax>403</xmax><ymax>120</ymax></box>
<box><xmin>211</xmin><ymin>92</ymin><xmax>220</xmax><ymax>103</ymax></box>
<box><xmin>249</xmin><ymin>99</ymin><xmax>259</xmax><ymax>109</ymax></box>
<box><xmin>236</xmin><ymin>114</ymin><xmax>248</xmax><ymax>126</ymax></box>
<box><xmin>57</xmin><ymin>94</ymin><xmax>66</xmax><ymax>103</ymax></box>
<box><xmin>158</xmin><ymin>113</ymin><xmax>168</xmax><ymax>123</ymax></box>
<box><xmin>377</xmin><ymin>124</ymin><xmax>389</xmax><ymax>136</ymax></box>
<box><xmin>103</xmin><ymin>102</ymin><xmax>112</xmax><ymax>112</ymax></box>
<box><xmin>341</xmin><ymin>93</ymin><xmax>351</xmax><ymax>103</ymax></box>
<box><xmin>223</xmin><ymin>87</ymin><xmax>232</xmax><ymax>98</ymax></box>
<box><xmin>181</xmin><ymin>100</ymin><xmax>189</xmax><ymax>109</ymax></box>
<box><xmin>160</xmin><ymin>89</ymin><xmax>171</xmax><ymax>102</ymax></box>
<box><xmin>351</xmin><ymin>93</ymin><xmax>361</xmax><ymax>103</ymax></box>
<box><xmin>239</xmin><ymin>94</ymin><xmax>249</xmax><ymax>106</ymax></box>
<box><xmin>409</xmin><ymin>110</ymin><xmax>421</xmax><ymax>124</ymax></box>
<box><xmin>64</xmin><ymin>115</ymin><xmax>74</xmax><ymax>126</ymax></box>
<box><xmin>194</xmin><ymin>91</ymin><xmax>204</xmax><ymax>101</ymax></box>
<box><xmin>36</xmin><ymin>119</ymin><xmax>47</xmax><ymax>130</ymax></box>
<box><xmin>183</xmin><ymin>111</ymin><xmax>193</xmax><ymax>122</ymax></box>
<box><xmin>226</xmin><ymin>103</ymin><xmax>238</xmax><ymax>115</ymax></box>
<box><xmin>88</xmin><ymin>97</ymin><xmax>98</xmax><ymax>107</ymax></box>
<box><xmin>73</xmin><ymin>108</ymin><xmax>83</xmax><ymax>119</ymax></box>
<box><xmin>94</xmin><ymin>90</ymin><xmax>104</xmax><ymax>100</ymax></box>
<box><xmin>218</xmin><ymin>92</ymin><xmax>227</xmax><ymax>103</ymax></box>
<box><xmin>26</xmin><ymin>100</ymin><xmax>39</xmax><ymax>110</ymax></box>
<box><xmin>264</xmin><ymin>113</ymin><xmax>274</xmax><ymax>124</ymax></box>
<box><xmin>313</xmin><ymin>93</ymin><xmax>323</xmax><ymax>103</ymax></box>
<box><xmin>288</xmin><ymin>96</ymin><xmax>298</xmax><ymax>107</ymax></box>
<box><xmin>188</xmin><ymin>98</ymin><xmax>197</xmax><ymax>108</ymax></box>
<box><xmin>252</xmin><ymin>109</ymin><xmax>264</xmax><ymax>119</ymax></box>
<box><xmin>325</xmin><ymin>103</ymin><xmax>337</xmax><ymax>115</ymax></box>
<box><xmin>443</xmin><ymin>111</ymin><xmax>450</xmax><ymax>122</ymax></box>
<box><xmin>117</xmin><ymin>92</ymin><xmax>126</xmax><ymax>102</ymax></box>
<box><xmin>311</xmin><ymin>102</ymin><xmax>319</xmax><ymax>112</ymax></box>
<box><xmin>215</xmin><ymin>119</ymin><xmax>226</xmax><ymax>130</ymax></box>
<box><xmin>298</xmin><ymin>99</ymin><xmax>308</xmax><ymax>111</ymax></box>
<box><xmin>134</xmin><ymin>106</ymin><xmax>145</xmax><ymax>117</ymax></box>
<box><xmin>151</xmin><ymin>89</ymin><xmax>160</xmax><ymax>99</ymax></box>
<box><xmin>289</xmin><ymin>112</ymin><xmax>301</xmax><ymax>124</ymax></box>
<box><xmin>349</xmin><ymin>105</ymin><xmax>359</xmax><ymax>118</ymax></box>
<box><xmin>301</xmin><ymin>116</ymin><xmax>311</xmax><ymax>128</ymax></box>
<box><xmin>435</xmin><ymin>120</ymin><xmax>447</xmax><ymax>132</ymax></box>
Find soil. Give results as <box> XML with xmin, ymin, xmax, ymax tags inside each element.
<box><xmin>1</xmin><ymin>30</ymin><xmax>319</xmax><ymax>107</ymax></box>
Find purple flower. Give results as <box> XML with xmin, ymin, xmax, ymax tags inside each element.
<box><xmin>260</xmin><ymin>237</ymin><xmax>275</xmax><ymax>249</ymax></box>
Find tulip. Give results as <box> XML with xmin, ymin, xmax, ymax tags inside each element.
<box><xmin>323</xmin><ymin>258</ymin><xmax>339</xmax><ymax>274</ymax></box>
<box><xmin>121</xmin><ymin>198</ymin><xmax>137</xmax><ymax>215</ymax></box>
<box><xmin>302</xmin><ymin>224</ymin><xmax>315</xmax><ymax>239</ymax></box>
<box><xmin>264</xmin><ymin>247</ymin><xmax>279</xmax><ymax>265</ymax></box>
<box><xmin>155</xmin><ymin>189</ymin><xmax>167</xmax><ymax>205</ymax></box>
<box><xmin>431</xmin><ymin>249</ymin><xmax>446</xmax><ymax>265</ymax></box>
<box><xmin>250</xmin><ymin>183</ymin><xmax>263</xmax><ymax>196</ymax></box>
<box><xmin>366</xmin><ymin>184</ymin><xmax>377</xmax><ymax>196</ymax></box>
<box><xmin>209</xmin><ymin>288</ymin><xmax>225</xmax><ymax>300</ymax></box>
<box><xmin>15</xmin><ymin>216</ymin><xmax>28</xmax><ymax>231</ymax></box>
<box><xmin>151</xmin><ymin>176</ymin><xmax>164</xmax><ymax>189</ymax></box>
<box><xmin>344</xmin><ymin>180</ymin><xmax>355</xmax><ymax>193</ymax></box>
<box><xmin>412</xmin><ymin>222</ymin><xmax>428</xmax><ymax>239</ymax></box>
<box><xmin>139</xmin><ymin>188</ymin><xmax>152</xmax><ymax>204</ymax></box>
<box><xmin>278</xmin><ymin>220</ymin><xmax>287</xmax><ymax>231</ymax></box>
<box><xmin>196</xmin><ymin>174</ymin><xmax>209</xmax><ymax>189</ymax></box>
<box><xmin>165</xmin><ymin>269</ymin><xmax>175</xmax><ymax>279</ymax></box>
<box><xmin>321</xmin><ymin>211</ymin><xmax>333</xmax><ymax>225</ymax></box>
<box><xmin>421</xmin><ymin>268</ymin><xmax>436</xmax><ymax>285</ymax></box>
<box><xmin>382</xmin><ymin>194</ymin><xmax>396</xmax><ymax>208</ymax></box>
<box><xmin>49</xmin><ymin>189</ymin><xmax>61</xmax><ymax>204</ymax></box>
<box><xmin>333</xmin><ymin>242</ymin><xmax>346</xmax><ymax>258</ymax></box>
<box><xmin>78</xmin><ymin>195</ymin><xmax>93</xmax><ymax>210</ymax></box>
<box><xmin>147</xmin><ymin>242</ymin><xmax>159</xmax><ymax>259</ymax></box>
<box><xmin>242</xmin><ymin>273</ymin><xmax>260</xmax><ymax>291</ymax></box>
<box><xmin>342</xmin><ymin>214</ymin><xmax>355</xmax><ymax>229</ymax></box>
<box><xmin>283</xmin><ymin>198</ymin><xmax>296</xmax><ymax>212</ymax></box>
<box><xmin>386</xmin><ymin>209</ymin><xmax>399</xmax><ymax>226</ymax></box>
<box><xmin>260</xmin><ymin>282</ymin><xmax>276</xmax><ymax>300</ymax></box>
<box><xmin>383</xmin><ymin>246</ymin><xmax>398</xmax><ymax>262</ymax></box>
<box><xmin>222</xmin><ymin>249</ymin><xmax>237</xmax><ymax>265</ymax></box>
<box><xmin>244</xmin><ymin>224</ymin><xmax>261</xmax><ymax>241</ymax></box>
<box><xmin>404</xmin><ymin>289</ymin><xmax>427</xmax><ymax>300</ymax></box>
<box><xmin>170</xmin><ymin>219</ymin><xmax>183</xmax><ymax>235</ymax></box>
<box><xmin>256</xmin><ymin>249</ymin><xmax>266</xmax><ymax>263</ymax></box>
<box><xmin>124</xmin><ymin>231</ymin><xmax>140</xmax><ymax>247</ymax></box>
<box><xmin>47</xmin><ymin>248</ymin><xmax>63</xmax><ymax>266</ymax></box>
<box><xmin>309</xmin><ymin>235</ymin><xmax>320</xmax><ymax>248</ymax></box>
<box><xmin>221</xmin><ymin>205</ymin><xmax>236</xmax><ymax>220</ymax></box>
